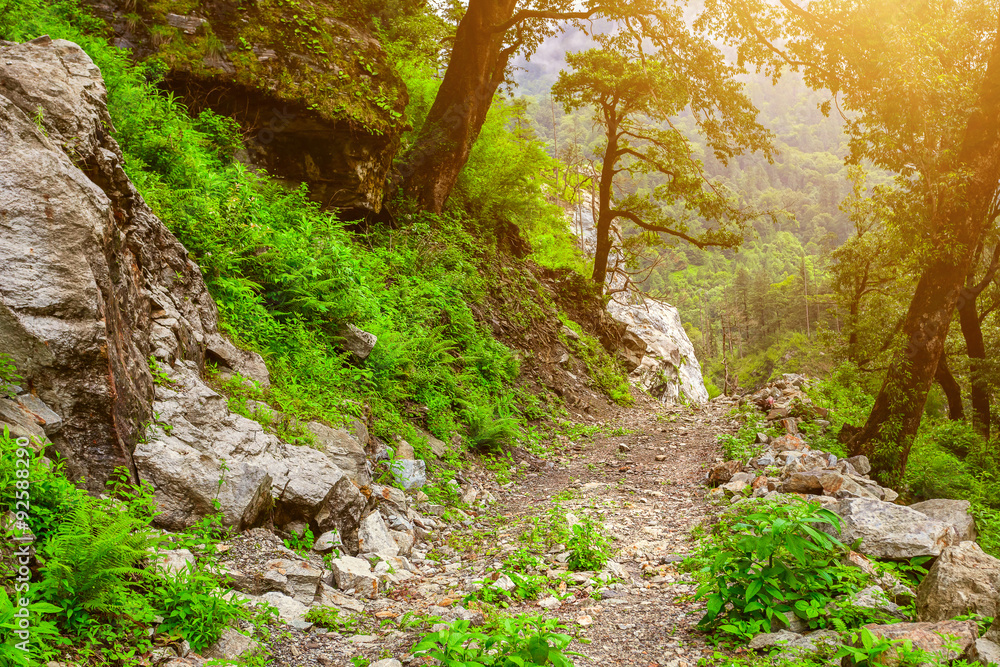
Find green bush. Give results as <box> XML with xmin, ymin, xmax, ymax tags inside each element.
<box><xmin>566</xmin><ymin>515</ymin><xmax>614</xmax><ymax>572</ymax></box>
<box><xmin>412</xmin><ymin>615</ymin><xmax>579</xmax><ymax>666</ymax></box>
<box><xmin>34</xmin><ymin>496</ymin><xmax>157</xmax><ymax>633</ymax></box>
<box><xmin>692</xmin><ymin>497</ymin><xmax>869</xmax><ymax>640</ymax></box>
<box><xmin>150</xmin><ymin>564</ymin><xmax>248</xmax><ymax>652</ymax></box>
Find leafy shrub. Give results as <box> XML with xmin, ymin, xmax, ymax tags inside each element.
<box><xmin>150</xmin><ymin>564</ymin><xmax>249</xmax><ymax>652</ymax></box>
<box><xmin>692</xmin><ymin>497</ymin><xmax>868</xmax><ymax>640</ymax></box>
<box><xmin>463</xmin><ymin>403</ymin><xmax>520</xmax><ymax>452</ymax></box>
<box><xmin>0</xmin><ymin>589</ymin><xmax>62</xmax><ymax>667</ymax></box>
<box><xmin>566</xmin><ymin>515</ymin><xmax>614</xmax><ymax>571</ymax></box>
<box><xmin>412</xmin><ymin>615</ymin><xmax>579</xmax><ymax>666</ymax></box>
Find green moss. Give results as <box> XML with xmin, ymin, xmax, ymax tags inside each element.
<box><xmin>138</xmin><ymin>0</ymin><xmax>407</xmax><ymax>136</ymax></box>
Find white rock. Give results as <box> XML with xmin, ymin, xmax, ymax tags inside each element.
<box><xmin>329</xmin><ymin>556</ymin><xmax>379</xmax><ymax>599</ymax></box>
<box><xmin>358</xmin><ymin>512</ymin><xmax>400</xmax><ymax>558</ymax></box>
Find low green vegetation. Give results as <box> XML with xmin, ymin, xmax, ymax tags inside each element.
<box><xmin>689</xmin><ymin>497</ymin><xmax>885</xmax><ymax>641</ymax></box>
<box><xmin>716</xmin><ymin>405</ymin><xmax>778</xmax><ymax>462</ymax></box>
<box><xmin>0</xmin><ymin>430</ymin><xmax>270</xmax><ymax>663</ymax></box>
<box><xmin>411</xmin><ymin>615</ymin><xmax>580</xmax><ymax>667</ymax></box>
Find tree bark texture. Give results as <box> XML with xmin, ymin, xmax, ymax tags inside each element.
<box><xmin>400</xmin><ymin>0</ymin><xmax>518</xmax><ymax>213</ymax></box>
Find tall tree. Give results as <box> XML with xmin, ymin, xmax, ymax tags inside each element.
<box><xmin>551</xmin><ymin>47</ymin><xmax>772</xmax><ymax>291</ymax></box>
<box><xmin>705</xmin><ymin>0</ymin><xmax>1000</xmax><ymax>485</ymax></box>
<box><xmin>400</xmin><ymin>0</ymin><xmax>772</xmax><ymax>213</ymax></box>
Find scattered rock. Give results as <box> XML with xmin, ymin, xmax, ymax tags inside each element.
<box><xmin>358</xmin><ymin>512</ymin><xmax>400</xmax><ymax>558</ymax></box>
<box><xmin>201</xmin><ymin>627</ymin><xmax>258</xmax><ymax>660</ymax></box>
<box><xmin>829</xmin><ymin>497</ymin><xmax>958</xmax><ymax>559</ymax></box>
<box><xmin>339</xmin><ymin>324</ymin><xmax>377</xmax><ymax>360</ymax></box>
<box><xmin>862</xmin><ymin>620</ymin><xmax>978</xmax><ymax>667</ymax></box>
<box><xmin>329</xmin><ymin>556</ymin><xmax>379</xmax><ymax>599</ymax></box>
<box><xmin>967</xmin><ymin>638</ymin><xmax>1000</xmax><ymax>666</ymax></box>
<box><xmin>391</xmin><ymin>459</ymin><xmax>426</xmax><ymax>490</ymax></box>
<box><xmin>916</xmin><ymin>541</ymin><xmax>1000</xmax><ymax>621</ymax></box>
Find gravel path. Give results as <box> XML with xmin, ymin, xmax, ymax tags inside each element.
<box><xmin>254</xmin><ymin>396</ymin><xmax>740</xmax><ymax>667</ymax></box>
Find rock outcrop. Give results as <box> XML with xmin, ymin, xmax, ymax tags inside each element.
<box><xmin>84</xmin><ymin>0</ymin><xmax>407</xmax><ymax>214</ymax></box>
<box><xmin>564</xmin><ymin>197</ymin><xmax>708</xmax><ymax>404</ymax></box>
<box><xmin>0</xmin><ymin>37</ymin><xmax>217</xmax><ymax>490</ymax></box>
<box><xmin>606</xmin><ymin>295</ymin><xmax>710</xmax><ymax>404</ymax></box>
<box><xmin>0</xmin><ymin>38</ymin><xmax>371</xmax><ymax>540</ymax></box>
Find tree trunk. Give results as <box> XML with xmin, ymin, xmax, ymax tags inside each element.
<box><xmin>935</xmin><ymin>354</ymin><xmax>965</xmax><ymax>421</ymax></box>
<box><xmin>849</xmin><ymin>24</ymin><xmax>1000</xmax><ymax>486</ymax></box>
<box><xmin>400</xmin><ymin>0</ymin><xmax>519</xmax><ymax>212</ymax></box>
<box><xmin>591</xmin><ymin>116</ymin><xmax>620</xmax><ymax>290</ymax></box>
<box><xmin>958</xmin><ymin>293</ymin><xmax>991</xmax><ymax>438</ymax></box>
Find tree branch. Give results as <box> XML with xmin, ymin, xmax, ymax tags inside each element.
<box><xmin>493</xmin><ymin>7</ymin><xmax>605</xmax><ymax>34</ymax></box>
<box><xmin>609</xmin><ymin>209</ymin><xmax>727</xmax><ymax>248</ymax></box>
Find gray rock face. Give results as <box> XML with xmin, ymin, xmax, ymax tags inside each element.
<box><xmin>605</xmin><ymin>296</ymin><xmax>708</xmax><ymax>405</ymax></box>
<box><xmin>916</xmin><ymin>541</ymin><xmax>1000</xmax><ymax>622</ymax></box>
<box><xmin>265</xmin><ymin>441</ymin><xmax>348</xmax><ymax>529</ymax></box>
<box><xmin>307</xmin><ymin>421</ymin><xmax>369</xmax><ymax>484</ymax></box>
<box><xmin>909</xmin><ymin>499</ymin><xmax>977</xmax><ymax>542</ymax></box>
<box><xmin>358</xmin><ymin>512</ymin><xmax>400</xmax><ymax>558</ymax></box>
<box><xmin>133</xmin><ymin>363</ymin><xmax>275</xmax><ymax>530</ymax></box>
<box><xmin>829</xmin><ymin>497</ymin><xmax>958</xmax><ymax>559</ymax></box>
<box><xmin>205</xmin><ymin>333</ymin><xmax>270</xmax><ymax>389</ymax></box>
<box><xmin>0</xmin><ymin>38</ymin><xmax>220</xmax><ymax>490</ymax></box>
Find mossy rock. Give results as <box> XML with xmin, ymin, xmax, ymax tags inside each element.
<box><xmin>89</xmin><ymin>0</ymin><xmax>408</xmax><ymax>212</ymax></box>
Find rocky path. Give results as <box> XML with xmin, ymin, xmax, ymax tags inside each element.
<box><xmin>245</xmin><ymin>397</ymin><xmax>739</xmax><ymax>667</ymax></box>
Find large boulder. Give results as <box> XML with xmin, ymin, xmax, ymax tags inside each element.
<box><xmin>0</xmin><ymin>38</ymin><xmax>219</xmax><ymax>490</ymax></box>
<box><xmin>916</xmin><ymin>541</ymin><xmax>1000</xmax><ymax>622</ymax></box>
<box><xmin>967</xmin><ymin>638</ymin><xmax>1000</xmax><ymax>666</ymax></box>
<box><xmin>605</xmin><ymin>295</ymin><xmax>708</xmax><ymax>405</ymax></box>
<box><xmin>862</xmin><ymin>621</ymin><xmax>978</xmax><ymax>667</ymax></box>
<box><xmin>314</xmin><ymin>477</ymin><xmax>367</xmax><ymax>555</ymax></box>
<box><xmin>781</xmin><ymin>471</ymin><xmax>879</xmax><ymax>499</ymax></box>
<box><xmin>828</xmin><ymin>497</ymin><xmax>958</xmax><ymax>559</ymax></box>
<box><xmin>909</xmin><ymin>499</ymin><xmax>977</xmax><ymax>542</ymax></box>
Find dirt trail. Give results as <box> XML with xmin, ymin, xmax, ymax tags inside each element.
<box><xmin>492</xmin><ymin>397</ymin><xmax>737</xmax><ymax>667</ymax></box>
<box><xmin>259</xmin><ymin>396</ymin><xmax>739</xmax><ymax>667</ymax></box>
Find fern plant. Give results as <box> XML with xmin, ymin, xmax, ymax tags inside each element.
<box><xmin>462</xmin><ymin>403</ymin><xmax>519</xmax><ymax>451</ymax></box>
<box><xmin>35</xmin><ymin>497</ymin><xmax>157</xmax><ymax>632</ymax></box>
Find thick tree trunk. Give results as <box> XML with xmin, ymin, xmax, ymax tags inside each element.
<box><xmin>935</xmin><ymin>354</ymin><xmax>965</xmax><ymax>421</ymax></box>
<box><xmin>958</xmin><ymin>294</ymin><xmax>991</xmax><ymax>438</ymax></box>
<box><xmin>400</xmin><ymin>0</ymin><xmax>518</xmax><ymax>213</ymax></box>
<box><xmin>849</xmin><ymin>24</ymin><xmax>1000</xmax><ymax>486</ymax></box>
